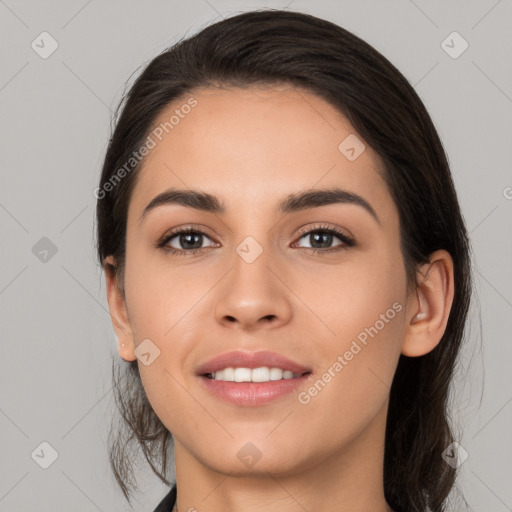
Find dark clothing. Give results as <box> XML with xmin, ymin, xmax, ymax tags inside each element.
<box><xmin>153</xmin><ymin>485</ymin><xmax>177</xmax><ymax>512</ymax></box>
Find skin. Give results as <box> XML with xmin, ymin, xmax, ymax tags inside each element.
<box><xmin>104</xmin><ymin>85</ymin><xmax>454</xmax><ymax>512</ymax></box>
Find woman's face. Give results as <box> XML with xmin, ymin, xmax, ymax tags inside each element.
<box><xmin>116</xmin><ymin>85</ymin><xmax>412</xmax><ymax>476</ymax></box>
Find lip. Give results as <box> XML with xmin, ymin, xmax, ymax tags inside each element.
<box><xmin>195</xmin><ymin>350</ymin><xmax>312</xmax><ymax>407</ymax></box>
<box><xmin>198</xmin><ymin>374</ymin><xmax>312</xmax><ymax>406</ymax></box>
<box><xmin>195</xmin><ymin>350</ymin><xmax>311</xmax><ymax>375</ymax></box>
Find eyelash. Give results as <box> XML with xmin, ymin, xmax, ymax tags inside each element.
<box><xmin>156</xmin><ymin>224</ymin><xmax>355</xmax><ymax>257</ymax></box>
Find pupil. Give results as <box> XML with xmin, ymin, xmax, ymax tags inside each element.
<box><xmin>311</xmin><ymin>232</ymin><xmax>331</xmax><ymax>249</ymax></box>
<box><xmin>181</xmin><ymin>233</ymin><xmax>202</xmax><ymax>249</ymax></box>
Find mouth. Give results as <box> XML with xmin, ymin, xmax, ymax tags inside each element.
<box><xmin>196</xmin><ymin>350</ymin><xmax>312</xmax><ymax>406</ymax></box>
<box><xmin>202</xmin><ymin>367</ymin><xmax>310</xmax><ymax>382</ymax></box>
<box><xmin>196</xmin><ymin>349</ymin><xmax>311</xmax><ymax>376</ymax></box>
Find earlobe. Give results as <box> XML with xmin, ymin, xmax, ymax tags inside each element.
<box><xmin>104</xmin><ymin>256</ymin><xmax>137</xmax><ymax>362</ymax></box>
<box><xmin>401</xmin><ymin>249</ymin><xmax>455</xmax><ymax>357</ymax></box>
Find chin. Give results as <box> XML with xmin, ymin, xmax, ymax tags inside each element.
<box><xmin>188</xmin><ymin>436</ymin><xmax>310</xmax><ymax>477</ymax></box>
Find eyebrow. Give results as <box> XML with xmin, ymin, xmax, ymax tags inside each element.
<box><xmin>139</xmin><ymin>187</ymin><xmax>380</xmax><ymax>225</ymax></box>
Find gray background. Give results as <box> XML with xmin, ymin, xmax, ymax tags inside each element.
<box><xmin>0</xmin><ymin>0</ymin><xmax>511</xmax><ymax>510</ymax></box>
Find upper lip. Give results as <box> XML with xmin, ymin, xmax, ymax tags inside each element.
<box><xmin>196</xmin><ymin>350</ymin><xmax>311</xmax><ymax>376</ymax></box>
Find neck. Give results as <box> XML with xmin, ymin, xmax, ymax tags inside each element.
<box><xmin>172</xmin><ymin>401</ymin><xmax>393</xmax><ymax>512</ymax></box>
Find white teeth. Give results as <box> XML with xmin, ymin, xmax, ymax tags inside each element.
<box><xmin>222</xmin><ymin>367</ymin><xmax>235</xmax><ymax>381</ymax></box>
<box><xmin>251</xmin><ymin>367</ymin><xmax>270</xmax><ymax>382</ymax></box>
<box><xmin>211</xmin><ymin>366</ymin><xmax>301</xmax><ymax>382</ymax></box>
<box><xmin>269</xmin><ymin>368</ymin><xmax>283</xmax><ymax>381</ymax></box>
<box><xmin>234</xmin><ymin>368</ymin><xmax>252</xmax><ymax>382</ymax></box>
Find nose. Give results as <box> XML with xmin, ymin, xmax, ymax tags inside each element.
<box><xmin>214</xmin><ymin>247</ymin><xmax>293</xmax><ymax>332</ymax></box>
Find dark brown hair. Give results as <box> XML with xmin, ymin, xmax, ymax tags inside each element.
<box><xmin>96</xmin><ymin>9</ymin><xmax>472</xmax><ymax>511</ymax></box>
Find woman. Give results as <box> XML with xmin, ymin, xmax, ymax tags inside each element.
<box><xmin>96</xmin><ymin>9</ymin><xmax>472</xmax><ymax>512</ymax></box>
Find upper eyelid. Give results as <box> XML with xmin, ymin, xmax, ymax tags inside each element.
<box><xmin>295</xmin><ymin>223</ymin><xmax>353</xmax><ymax>239</ymax></box>
<box><xmin>160</xmin><ymin>224</ymin><xmax>216</xmax><ymax>243</ymax></box>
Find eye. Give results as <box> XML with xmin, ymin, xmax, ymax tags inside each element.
<box><xmin>157</xmin><ymin>227</ymin><xmax>218</xmax><ymax>256</ymax></box>
<box><xmin>157</xmin><ymin>223</ymin><xmax>355</xmax><ymax>257</ymax></box>
<box><xmin>292</xmin><ymin>224</ymin><xmax>355</xmax><ymax>254</ymax></box>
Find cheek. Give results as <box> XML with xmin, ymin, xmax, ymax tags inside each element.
<box><xmin>122</xmin><ymin>249</ymin><xmax>213</xmax><ymax>429</ymax></box>
<box><xmin>123</xmin><ymin>239</ymin><xmax>198</xmax><ymax>335</ymax></box>
<box><xmin>294</xmin><ymin>246</ymin><xmax>406</xmax><ymax>416</ymax></box>
<box><xmin>293</xmin><ymin>245</ymin><xmax>406</xmax><ymax>350</ymax></box>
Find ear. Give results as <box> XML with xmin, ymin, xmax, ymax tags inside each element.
<box><xmin>104</xmin><ymin>255</ymin><xmax>137</xmax><ymax>362</ymax></box>
<box><xmin>401</xmin><ymin>249</ymin><xmax>455</xmax><ymax>357</ymax></box>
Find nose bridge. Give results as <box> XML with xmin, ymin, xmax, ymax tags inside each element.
<box><xmin>234</xmin><ymin>233</ymin><xmax>274</xmax><ymax>287</ymax></box>
<box><xmin>214</xmin><ymin>230</ymin><xmax>292</xmax><ymax>329</ymax></box>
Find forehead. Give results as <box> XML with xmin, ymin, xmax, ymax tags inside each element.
<box><xmin>128</xmin><ymin>85</ymin><xmax>394</xmax><ymax>224</ymax></box>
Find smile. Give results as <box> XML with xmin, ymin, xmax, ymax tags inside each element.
<box><xmin>205</xmin><ymin>367</ymin><xmax>305</xmax><ymax>382</ymax></box>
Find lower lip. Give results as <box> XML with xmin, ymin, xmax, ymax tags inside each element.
<box><xmin>198</xmin><ymin>374</ymin><xmax>311</xmax><ymax>407</ymax></box>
